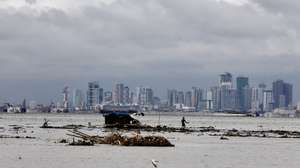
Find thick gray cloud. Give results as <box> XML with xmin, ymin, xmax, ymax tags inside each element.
<box><xmin>0</xmin><ymin>0</ymin><xmax>299</xmax><ymax>103</ymax></box>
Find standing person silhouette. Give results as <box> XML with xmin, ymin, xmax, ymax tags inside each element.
<box><xmin>181</xmin><ymin>117</ymin><xmax>189</xmax><ymax>128</ymax></box>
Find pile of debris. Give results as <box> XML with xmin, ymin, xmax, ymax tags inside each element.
<box><xmin>104</xmin><ymin>124</ymin><xmax>218</xmax><ymax>134</ymax></box>
<box><xmin>210</xmin><ymin>129</ymin><xmax>300</xmax><ymax>138</ymax></box>
<box><xmin>0</xmin><ymin>135</ymin><xmax>35</xmax><ymax>139</ymax></box>
<box><xmin>69</xmin><ymin>138</ymin><xmax>94</xmax><ymax>146</ymax></box>
<box><xmin>40</xmin><ymin>119</ymin><xmax>85</xmax><ymax>129</ymax></box>
<box><xmin>67</xmin><ymin>130</ymin><xmax>174</xmax><ymax>147</ymax></box>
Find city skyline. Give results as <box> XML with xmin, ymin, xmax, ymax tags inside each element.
<box><xmin>1</xmin><ymin>72</ymin><xmax>294</xmax><ymax>113</ymax></box>
<box><xmin>0</xmin><ymin>73</ymin><xmax>297</xmax><ymax>104</ymax></box>
<box><xmin>42</xmin><ymin>73</ymin><xmax>293</xmax><ymax>113</ymax></box>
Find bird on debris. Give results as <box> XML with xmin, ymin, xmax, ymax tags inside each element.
<box><xmin>151</xmin><ymin>159</ymin><xmax>159</xmax><ymax>167</ymax></box>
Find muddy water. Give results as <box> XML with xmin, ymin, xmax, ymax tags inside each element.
<box><xmin>0</xmin><ymin>113</ymin><xmax>300</xmax><ymax>168</ymax></box>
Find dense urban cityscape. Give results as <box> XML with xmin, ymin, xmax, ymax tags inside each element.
<box><xmin>0</xmin><ymin>72</ymin><xmax>298</xmax><ymax>117</ymax></box>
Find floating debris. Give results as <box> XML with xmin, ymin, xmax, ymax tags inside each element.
<box><xmin>40</xmin><ymin>119</ymin><xmax>85</xmax><ymax>129</ymax></box>
<box><xmin>211</xmin><ymin>129</ymin><xmax>300</xmax><ymax>139</ymax></box>
<box><xmin>40</xmin><ymin>124</ymin><xmax>85</xmax><ymax>129</ymax></box>
<box><xmin>220</xmin><ymin>136</ymin><xmax>229</xmax><ymax>140</ymax></box>
<box><xmin>105</xmin><ymin>124</ymin><xmax>218</xmax><ymax>133</ymax></box>
<box><xmin>58</xmin><ymin>139</ymin><xmax>68</xmax><ymax>143</ymax></box>
<box><xmin>69</xmin><ymin>138</ymin><xmax>94</xmax><ymax>146</ymax></box>
<box><xmin>151</xmin><ymin>159</ymin><xmax>159</xmax><ymax>167</ymax></box>
<box><xmin>67</xmin><ymin>130</ymin><xmax>174</xmax><ymax>147</ymax></box>
<box><xmin>0</xmin><ymin>135</ymin><xmax>35</xmax><ymax>139</ymax></box>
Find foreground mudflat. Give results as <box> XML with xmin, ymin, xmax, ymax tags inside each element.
<box><xmin>1</xmin><ymin>113</ymin><xmax>300</xmax><ymax>168</ymax></box>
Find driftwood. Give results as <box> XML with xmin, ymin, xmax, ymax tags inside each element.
<box><xmin>104</xmin><ymin>124</ymin><xmax>218</xmax><ymax>133</ymax></box>
<box><xmin>67</xmin><ymin>130</ymin><xmax>174</xmax><ymax>147</ymax></box>
<box><xmin>105</xmin><ymin>124</ymin><xmax>300</xmax><ymax>139</ymax></box>
<box><xmin>40</xmin><ymin>119</ymin><xmax>85</xmax><ymax>129</ymax></box>
<box><xmin>0</xmin><ymin>135</ymin><xmax>35</xmax><ymax>139</ymax></box>
<box><xmin>210</xmin><ymin>129</ymin><xmax>300</xmax><ymax>138</ymax></box>
<box><xmin>69</xmin><ymin>138</ymin><xmax>94</xmax><ymax>146</ymax></box>
<box><xmin>40</xmin><ymin>124</ymin><xmax>85</xmax><ymax>129</ymax></box>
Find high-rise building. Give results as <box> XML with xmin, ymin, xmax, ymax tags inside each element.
<box><xmin>73</xmin><ymin>89</ymin><xmax>84</xmax><ymax>110</ymax></box>
<box><xmin>263</xmin><ymin>90</ymin><xmax>273</xmax><ymax>112</ymax></box>
<box><xmin>236</xmin><ymin>76</ymin><xmax>249</xmax><ymax>112</ymax></box>
<box><xmin>62</xmin><ymin>86</ymin><xmax>69</xmax><ymax>111</ymax></box>
<box><xmin>242</xmin><ymin>86</ymin><xmax>252</xmax><ymax>112</ymax></box>
<box><xmin>21</xmin><ymin>99</ymin><xmax>27</xmax><ymax>113</ymax></box>
<box><xmin>251</xmin><ymin>87</ymin><xmax>260</xmax><ymax>112</ymax></box>
<box><xmin>87</xmin><ymin>81</ymin><xmax>102</xmax><ymax>110</ymax></box>
<box><xmin>258</xmin><ymin>83</ymin><xmax>266</xmax><ymax>110</ymax></box>
<box><xmin>191</xmin><ymin>87</ymin><xmax>202</xmax><ymax>110</ymax></box>
<box><xmin>237</xmin><ymin>76</ymin><xmax>249</xmax><ymax>90</ymax></box>
<box><xmin>272</xmin><ymin>80</ymin><xmax>293</xmax><ymax>109</ymax></box>
<box><xmin>167</xmin><ymin>89</ymin><xmax>177</xmax><ymax>107</ymax></box>
<box><xmin>113</xmin><ymin>83</ymin><xmax>124</xmax><ymax>105</ymax></box>
<box><xmin>123</xmin><ymin>86</ymin><xmax>130</xmax><ymax>105</ymax></box>
<box><xmin>177</xmin><ymin>91</ymin><xmax>185</xmax><ymax>105</ymax></box>
<box><xmin>184</xmin><ymin>91</ymin><xmax>192</xmax><ymax>107</ymax></box>
<box><xmin>211</xmin><ymin>86</ymin><xmax>221</xmax><ymax>111</ymax></box>
<box><xmin>219</xmin><ymin>72</ymin><xmax>233</xmax><ymax>88</ymax></box>
<box><xmin>99</xmin><ymin>88</ymin><xmax>104</xmax><ymax>104</ymax></box>
<box><xmin>136</xmin><ymin>86</ymin><xmax>154</xmax><ymax>106</ymax></box>
<box><xmin>130</xmin><ymin>92</ymin><xmax>134</xmax><ymax>104</ymax></box>
<box><xmin>220</xmin><ymin>86</ymin><xmax>237</xmax><ymax>112</ymax></box>
<box><xmin>206</xmin><ymin>89</ymin><xmax>213</xmax><ymax>111</ymax></box>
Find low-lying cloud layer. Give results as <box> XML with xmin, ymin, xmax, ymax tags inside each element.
<box><xmin>0</xmin><ymin>0</ymin><xmax>299</xmax><ymax>102</ymax></box>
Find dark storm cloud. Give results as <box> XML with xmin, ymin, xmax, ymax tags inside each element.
<box><xmin>0</xmin><ymin>0</ymin><xmax>300</xmax><ymax>102</ymax></box>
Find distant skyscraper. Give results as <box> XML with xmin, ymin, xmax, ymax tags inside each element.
<box><xmin>206</xmin><ymin>89</ymin><xmax>213</xmax><ymax>111</ymax></box>
<box><xmin>220</xmin><ymin>86</ymin><xmax>237</xmax><ymax>112</ymax></box>
<box><xmin>219</xmin><ymin>72</ymin><xmax>233</xmax><ymax>88</ymax></box>
<box><xmin>113</xmin><ymin>83</ymin><xmax>124</xmax><ymax>105</ymax></box>
<box><xmin>144</xmin><ymin>88</ymin><xmax>154</xmax><ymax>105</ymax></box>
<box><xmin>136</xmin><ymin>86</ymin><xmax>154</xmax><ymax>106</ymax></box>
<box><xmin>251</xmin><ymin>87</ymin><xmax>260</xmax><ymax>112</ymax></box>
<box><xmin>184</xmin><ymin>91</ymin><xmax>192</xmax><ymax>107</ymax></box>
<box><xmin>258</xmin><ymin>83</ymin><xmax>266</xmax><ymax>109</ymax></box>
<box><xmin>73</xmin><ymin>89</ymin><xmax>84</xmax><ymax>110</ymax></box>
<box><xmin>177</xmin><ymin>91</ymin><xmax>185</xmax><ymax>105</ymax></box>
<box><xmin>272</xmin><ymin>80</ymin><xmax>293</xmax><ymax>109</ymax></box>
<box><xmin>130</xmin><ymin>92</ymin><xmax>134</xmax><ymax>104</ymax></box>
<box><xmin>263</xmin><ymin>90</ymin><xmax>273</xmax><ymax>112</ymax></box>
<box><xmin>191</xmin><ymin>87</ymin><xmax>202</xmax><ymax>110</ymax></box>
<box><xmin>87</xmin><ymin>81</ymin><xmax>102</xmax><ymax>110</ymax></box>
<box><xmin>211</xmin><ymin>86</ymin><xmax>221</xmax><ymax>111</ymax></box>
<box><xmin>62</xmin><ymin>86</ymin><xmax>69</xmax><ymax>111</ymax></box>
<box><xmin>167</xmin><ymin>89</ymin><xmax>177</xmax><ymax>107</ymax></box>
<box><xmin>123</xmin><ymin>86</ymin><xmax>130</xmax><ymax>105</ymax></box>
<box><xmin>21</xmin><ymin>99</ymin><xmax>27</xmax><ymax>113</ymax></box>
<box><xmin>242</xmin><ymin>86</ymin><xmax>252</xmax><ymax>112</ymax></box>
<box><xmin>236</xmin><ymin>76</ymin><xmax>249</xmax><ymax>112</ymax></box>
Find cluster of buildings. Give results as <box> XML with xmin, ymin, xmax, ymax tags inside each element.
<box><xmin>61</xmin><ymin>82</ymin><xmax>157</xmax><ymax>112</ymax></box>
<box><xmin>166</xmin><ymin>73</ymin><xmax>293</xmax><ymax>113</ymax></box>
<box><xmin>0</xmin><ymin>72</ymin><xmax>296</xmax><ymax>115</ymax></box>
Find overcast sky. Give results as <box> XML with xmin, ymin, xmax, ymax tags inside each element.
<box><xmin>0</xmin><ymin>0</ymin><xmax>300</xmax><ymax>103</ymax></box>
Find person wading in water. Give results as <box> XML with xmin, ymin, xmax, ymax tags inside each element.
<box><xmin>181</xmin><ymin>117</ymin><xmax>189</xmax><ymax>128</ymax></box>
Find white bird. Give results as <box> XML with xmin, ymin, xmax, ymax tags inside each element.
<box><xmin>151</xmin><ymin>159</ymin><xmax>159</xmax><ymax>168</ymax></box>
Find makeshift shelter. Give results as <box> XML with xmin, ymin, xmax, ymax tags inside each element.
<box><xmin>104</xmin><ymin>112</ymin><xmax>140</xmax><ymax>125</ymax></box>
